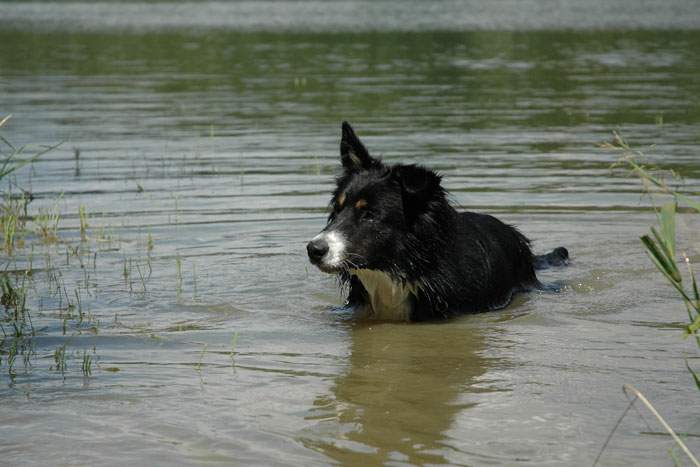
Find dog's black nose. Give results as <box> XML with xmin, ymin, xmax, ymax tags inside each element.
<box><xmin>307</xmin><ymin>238</ymin><xmax>329</xmax><ymax>261</ymax></box>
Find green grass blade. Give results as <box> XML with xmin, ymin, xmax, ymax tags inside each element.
<box><xmin>624</xmin><ymin>154</ymin><xmax>700</xmax><ymax>213</ymax></box>
<box><xmin>689</xmin><ymin>262</ymin><xmax>700</xmax><ymax>311</ymax></box>
<box><xmin>642</xmin><ymin>234</ymin><xmax>679</xmax><ymax>283</ymax></box>
<box><xmin>0</xmin><ymin>141</ymin><xmax>61</xmax><ymax>180</ymax></box>
<box><xmin>688</xmin><ymin>313</ymin><xmax>700</xmax><ymax>334</ymax></box>
<box><xmin>670</xmin><ymin>448</ymin><xmax>684</xmax><ymax>467</ymax></box>
<box><xmin>659</xmin><ymin>201</ymin><xmax>676</xmax><ymax>259</ymax></box>
<box><xmin>651</xmin><ymin>225</ymin><xmax>682</xmax><ymax>282</ymax></box>
<box><xmin>686</xmin><ymin>360</ymin><xmax>700</xmax><ymax>392</ymax></box>
<box><xmin>630</xmin><ymin>160</ymin><xmax>666</xmax><ymax>191</ymax></box>
<box><xmin>0</xmin><ymin>134</ymin><xmax>15</xmax><ymax>151</ymax></box>
<box><xmin>642</xmin><ymin>236</ymin><xmax>694</xmax><ymax>303</ymax></box>
<box><xmin>0</xmin><ymin>148</ymin><xmax>15</xmax><ymax>173</ymax></box>
<box><xmin>677</xmin><ymin>193</ymin><xmax>700</xmax><ymax>213</ymax></box>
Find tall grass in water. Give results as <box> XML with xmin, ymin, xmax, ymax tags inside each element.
<box><xmin>52</xmin><ymin>344</ymin><xmax>67</xmax><ymax>374</ymax></box>
<box><xmin>0</xmin><ymin>115</ymin><xmax>58</xmax><ymax>253</ymax></box>
<box><xmin>597</xmin><ymin>133</ymin><xmax>700</xmax><ymax>466</ymax></box>
<box><xmin>2</xmin><ymin>207</ymin><xmax>18</xmax><ymax>255</ymax></box>
<box><xmin>34</xmin><ymin>201</ymin><xmax>62</xmax><ymax>244</ymax></box>
<box><xmin>79</xmin><ymin>205</ymin><xmax>89</xmax><ymax>241</ymax></box>
<box><xmin>607</xmin><ymin>132</ymin><xmax>700</xmax><ymax>375</ymax></box>
<box><xmin>0</xmin><ymin>115</ymin><xmax>59</xmax><ymax>180</ymax></box>
<box><xmin>1</xmin><ymin>274</ymin><xmax>32</xmax><ymax>339</ymax></box>
<box><xmin>0</xmin><ymin>192</ymin><xmax>30</xmax><ymax>255</ymax></box>
<box><xmin>0</xmin><ymin>117</ymin><xmax>86</xmax><ymax>382</ymax></box>
<box><xmin>81</xmin><ymin>349</ymin><xmax>92</xmax><ymax>376</ymax></box>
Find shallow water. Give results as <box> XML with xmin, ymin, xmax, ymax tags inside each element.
<box><xmin>1</xmin><ymin>2</ymin><xmax>700</xmax><ymax>466</ymax></box>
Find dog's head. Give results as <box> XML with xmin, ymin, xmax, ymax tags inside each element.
<box><xmin>307</xmin><ymin>122</ymin><xmax>444</xmax><ymax>274</ymax></box>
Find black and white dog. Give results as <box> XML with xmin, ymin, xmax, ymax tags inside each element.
<box><xmin>307</xmin><ymin>122</ymin><xmax>569</xmax><ymax>321</ymax></box>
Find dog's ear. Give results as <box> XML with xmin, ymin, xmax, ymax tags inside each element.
<box><xmin>392</xmin><ymin>164</ymin><xmax>443</xmax><ymax>221</ymax></box>
<box><xmin>340</xmin><ymin>121</ymin><xmax>377</xmax><ymax>172</ymax></box>
<box><xmin>393</xmin><ymin>164</ymin><xmax>442</xmax><ymax>198</ymax></box>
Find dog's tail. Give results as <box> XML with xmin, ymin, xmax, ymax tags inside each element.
<box><xmin>534</xmin><ymin>247</ymin><xmax>569</xmax><ymax>270</ymax></box>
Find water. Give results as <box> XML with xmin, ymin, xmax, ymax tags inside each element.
<box><xmin>1</xmin><ymin>2</ymin><xmax>700</xmax><ymax>465</ymax></box>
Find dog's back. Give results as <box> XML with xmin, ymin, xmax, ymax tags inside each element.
<box><xmin>408</xmin><ymin>211</ymin><xmax>540</xmax><ymax>320</ymax></box>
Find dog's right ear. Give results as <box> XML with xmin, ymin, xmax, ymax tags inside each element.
<box><xmin>340</xmin><ymin>121</ymin><xmax>377</xmax><ymax>172</ymax></box>
<box><xmin>392</xmin><ymin>164</ymin><xmax>444</xmax><ymax>224</ymax></box>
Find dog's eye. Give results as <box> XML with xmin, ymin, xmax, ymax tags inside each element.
<box><xmin>358</xmin><ymin>209</ymin><xmax>375</xmax><ymax>221</ymax></box>
<box><xmin>327</xmin><ymin>209</ymin><xmax>337</xmax><ymax>223</ymax></box>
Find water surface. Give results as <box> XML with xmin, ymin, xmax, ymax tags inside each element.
<box><xmin>1</xmin><ymin>2</ymin><xmax>700</xmax><ymax>466</ymax></box>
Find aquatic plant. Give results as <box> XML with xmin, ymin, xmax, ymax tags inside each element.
<box><xmin>2</xmin><ymin>209</ymin><xmax>18</xmax><ymax>255</ymax></box>
<box><xmin>52</xmin><ymin>344</ymin><xmax>67</xmax><ymax>373</ymax></box>
<box><xmin>81</xmin><ymin>349</ymin><xmax>92</xmax><ymax>376</ymax></box>
<box><xmin>0</xmin><ymin>115</ymin><xmax>56</xmax><ymax>254</ymax></box>
<box><xmin>607</xmin><ymin>132</ymin><xmax>700</xmax><ymax>378</ymax></box>
<box><xmin>176</xmin><ymin>254</ymin><xmax>183</xmax><ymax>297</ymax></box>
<box><xmin>598</xmin><ymin>132</ymin><xmax>700</xmax><ymax>466</ymax></box>
<box><xmin>79</xmin><ymin>204</ymin><xmax>89</xmax><ymax>241</ymax></box>
<box><xmin>0</xmin><ymin>118</ymin><xmax>171</xmax><ymax>387</ymax></box>
<box><xmin>34</xmin><ymin>202</ymin><xmax>62</xmax><ymax>244</ymax></box>
<box><xmin>1</xmin><ymin>273</ymin><xmax>32</xmax><ymax>339</ymax></box>
<box><xmin>147</xmin><ymin>230</ymin><xmax>154</xmax><ymax>254</ymax></box>
<box><xmin>0</xmin><ymin>115</ymin><xmax>59</xmax><ymax>181</ymax></box>
<box><xmin>0</xmin><ymin>192</ymin><xmax>30</xmax><ymax>255</ymax></box>
<box><xmin>1</xmin><ymin>115</ymin><xmax>65</xmax><ymax>248</ymax></box>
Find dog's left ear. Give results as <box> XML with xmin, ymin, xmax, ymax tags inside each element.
<box><xmin>340</xmin><ymin>121</ymin><xmax>377</xmax><ymax>172</ymax></box>
<box><xmin>392</xmin><ymin>164</ymin><xmax>443</xmax><ymax>221</ymax></box>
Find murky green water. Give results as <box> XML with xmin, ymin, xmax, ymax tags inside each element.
<box><xmin>1</xmin><ymin>2</ymin><xmax>700</xmax><ymax>465</ymax></box>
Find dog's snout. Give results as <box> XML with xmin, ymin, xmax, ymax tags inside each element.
<box><xmin>307</xmin><ymin>238</ymin><xmax>329</xmax><ymax>261</ymax></box>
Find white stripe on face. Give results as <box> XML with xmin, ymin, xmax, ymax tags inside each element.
<box><xmin>312</xmin><ymin>230</ymin><xmax>347</xmax><ymax>268</ymax></box>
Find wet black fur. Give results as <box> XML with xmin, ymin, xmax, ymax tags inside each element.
<box><xmin>318</xmin><ymin>122</ymin><xmax>568</xmax><ymax>321</ymax></box>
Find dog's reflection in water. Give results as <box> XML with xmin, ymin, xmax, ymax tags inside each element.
<box><xmin>303</xmin><ymin>320</ymin><xmax>495</xmax><ymax>465</ymax></box>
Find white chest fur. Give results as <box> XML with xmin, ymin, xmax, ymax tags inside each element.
<box><xmin>351</xmin><ymin>269</ymin><xmax>416</xmax><ymax>321</ymax></box>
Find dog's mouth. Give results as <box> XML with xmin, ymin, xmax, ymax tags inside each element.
<box><xmin>310</xmin><ymin>254</ymin><xmax>369</xmax><ymax>275</ymax></box>
<box><xmin>310</xmin><ymin>260</ymin><xmax>343</xmax><ymax>274</ymax></box>
<box><xmin>308</xmin><ymin>251</ymin><xmax>357</xmax><ymax>275</ymax></box>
